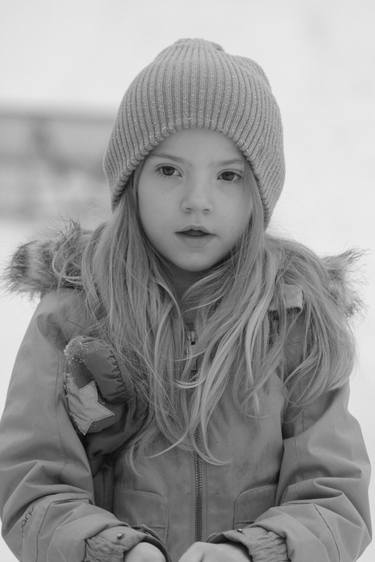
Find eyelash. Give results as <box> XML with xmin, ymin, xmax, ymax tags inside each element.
<box><xmin>155</xmin><ymin>165</ymin><xmax>243</xmax><ymax>182</ymax></box>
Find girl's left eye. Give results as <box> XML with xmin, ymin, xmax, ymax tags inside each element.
<box><xmin>219</xmin><ymin>171</ymin><xmax>243</xmax><ymax>182</ymax></box>
<box><xmin>155</xmin><ymin>165</ymin><xmax>180</xmax><ymax>177</ymax></box>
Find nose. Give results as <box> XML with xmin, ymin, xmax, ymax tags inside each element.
<box><xmin>180</xmin><ymin>178</ymin><xmax>213</xmax><ymax>214</ymax></box>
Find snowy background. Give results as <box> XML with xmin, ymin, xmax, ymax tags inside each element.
<box><xmin>0</xmin><ymin>0</ymin><xmax>374</xmax><ymax>560</ymax></box>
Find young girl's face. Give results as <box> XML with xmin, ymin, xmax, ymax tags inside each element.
<box><xmin>137</xmin><ymin>128</ymin><xmax>255</xmax><ymax>274</ymax></box>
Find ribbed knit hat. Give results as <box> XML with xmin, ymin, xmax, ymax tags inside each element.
<box><xmin>103</xmin><ymin>38</ymin><xmax>285</xmax><ymax>225</ymax></box>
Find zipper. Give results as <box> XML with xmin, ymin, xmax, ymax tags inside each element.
<box><xmin>194</xmin><ymin>428</ymin><xmax>203</xmax><ymax>541</ymax></box>
<box><xmin>187</xmin><ymin>328</ymin><xmax>204</xmax><ymax>542</ymax></box>
<box><xmin>97</xmin><ymin>461</ymin><xmax>114</xmax><ymax>511</ymax></box>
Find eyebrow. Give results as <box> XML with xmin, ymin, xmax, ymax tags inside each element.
<box><xmin>148</xmin><ymin>152</ymin><xmax>244</xmax><ymax>167</ymax></box>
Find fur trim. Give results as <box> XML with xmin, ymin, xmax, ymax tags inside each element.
<box><xmin>321</xmin><ymin>250</ymin><xmax>365</xmax><ymax>317</ymax></box>
<box><xmin>1</xmin><ymin>221</ymin><xmax>365</xmax><ymax>317</ymax></box>
<box><xmin>2</xmin><ymin>221</ymin><xmax>90</xmax><ymax>298</ymax></box>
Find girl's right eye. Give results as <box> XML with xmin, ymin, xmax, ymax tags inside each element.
<box><xmin>155</xmin><ymin>165</ymin><xmax>180</xmax><ymax>177</ymax></box>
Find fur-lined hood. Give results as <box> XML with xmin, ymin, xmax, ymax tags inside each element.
<box><xmin>2</xmin><ymin>221</ymin><xmax>365</xmax><ymax>318</ymax></box>
<box><xmin>3</xmin><ymin>222</ymin><xmax>92</xmax><ymax>298</ymax></box>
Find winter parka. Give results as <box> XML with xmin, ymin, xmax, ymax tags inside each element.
<box><xmin>0</xmin><ymin>230</ymin><xmax>371</xmax><ymax>562</ymax></box>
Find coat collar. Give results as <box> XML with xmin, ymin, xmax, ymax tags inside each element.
<box><xmin>2</xmin><ymin>221</ymin><xmax>362</xmax><ymax>318</ymax></box>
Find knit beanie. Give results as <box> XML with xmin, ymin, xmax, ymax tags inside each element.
<box><xmin>103</xmin><ymin>38</ymin><xmax>285</xmax><ymax>225</ymax></box>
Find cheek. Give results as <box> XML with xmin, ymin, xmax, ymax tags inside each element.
<box><xmin>138</xmin><ymin>184</ymin><xmax>158</xmax><ymax>225</ymax></box>
<box><xmin>138</xmin><ymin>178</ymin><xmax>170</xmax><ymax>210</ymax></box>
<box><xmin>139</xmin><ymin>200</ymin><xmax>157</xmax><ymax>235</ymax></box>
<box><xmin>241</xmin><ymin>188</ymin><xmax>254</xmax><ymax>221</ymax></box>
<box><xmin>138</xmin><ymin>187</ymin><xmax>172</xmax><ymax>241</ymax></box>
<box><xmin>229</xmin><ymin>191</ymin><xmax>253</xmax><ymax>226</ymax></box>
<box><xmin>227</xmin><ymin>195</ymin><xmax>253</xmax><ymax>240</ymax></box>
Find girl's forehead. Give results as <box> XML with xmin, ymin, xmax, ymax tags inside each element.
<box><xmin>151</xmin><ymin>128</ymin><xmax>244</xmax><ymax>162</ymax></box>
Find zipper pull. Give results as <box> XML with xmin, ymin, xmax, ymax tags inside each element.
<box><xmin>187</xmin><ymin>329</ymin><xmax>198</xmax><ymax>375</ymax></box>
<box><xmin>188</xmin><ymin>329</ymin><xmax>197</xmax><ymax>346</ymax></box>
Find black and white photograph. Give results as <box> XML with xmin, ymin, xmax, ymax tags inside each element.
<box><xmin>0</xmin><ymin>1</ymin><xmax>374</xmax><ymax>561</ymax></box>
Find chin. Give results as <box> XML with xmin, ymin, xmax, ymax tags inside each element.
<box><xmin>178</xmin><ymin>262</ymin><xmax>214</xmax><ymax>273</ymax></box>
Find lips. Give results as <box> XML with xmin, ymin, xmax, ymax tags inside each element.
<box><xmin>179</xmin><ymin>229</ymin><xmax>210</xmax><ymax>237</ymax></box>
<box><xmin>176</xmin><ymin>225</ymin><xmax>212</xmax><ymax>236</ymax></box>
<box><xmin>175</xmin><ymin>226</ymin><xmax>214</xmax><ymax>247</ymax></box>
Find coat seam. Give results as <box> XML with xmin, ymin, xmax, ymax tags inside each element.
<box><xmin>55</xmin><ymin>349</ymin><xmax>95</xmax><ymax>501</ymax></box>
<box><xmin>56</xmin><ymin>351</ymin><xmax>74</xmax><ymax>482</ymax></box>
<box><xmin>313</xmin><ymin>504</ymin><xmax>341</xmax><ymax>562</ymax></box>
<box><xmin>104</xmin><ymin>346</ymin><xmax>133</xmax><ymax>400</ymax></box>
<box><xmin>22</xmin><ymin>340</ymin><xmax>69</xmax><ymax>561</ymax></box>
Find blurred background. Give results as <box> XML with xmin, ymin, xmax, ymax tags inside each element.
<box><xmin>0</xmin><ymin>0</ymin><xmax>374</xmax><ymax>560</ymax></box>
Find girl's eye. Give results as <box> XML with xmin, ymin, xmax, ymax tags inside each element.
<box><xmin>155</xmin><ymin>166</ymin><xmax>242</xmax><ymax>182</ymax></box>
<box><xmin>156</xmin><ymin>165</ymin><xmax>180</xmax><ymax>177</ymax></box>
<box><xmin>219</xmin><ymin>171</ymin><xmax>243</xmax><ymax>182</ymax></box>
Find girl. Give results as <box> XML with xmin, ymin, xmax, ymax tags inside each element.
<box><xmin>0</xmin><ymin>38</ymin><xmax>371</xmax><ymax>562</ymax></box>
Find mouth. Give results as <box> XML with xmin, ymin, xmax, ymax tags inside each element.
<box><xmin>176</xmin><ymin>226</ymin><xmax>212</xmax><ymax>237</ymax></box>
<box><xmin>177</xmin><ymin>230</ymin><xmax>210</xmax><ymax>238</ymax></box>
<box><xmin>175</xmin><ymin>226</ymin><xmax>215</xmax><ymax>247</ymax></box>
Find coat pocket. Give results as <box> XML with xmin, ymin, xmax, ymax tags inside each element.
<box><xmin>114</xmin><ymin>488</ymin><xmax>168</xmax><ymax>543</ymax></box>
<box><xmin>234</xmin><ymin>483</ymin><xmax>277</xmax><ymax>527</ymax></box>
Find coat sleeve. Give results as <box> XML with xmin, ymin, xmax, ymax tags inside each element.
<box><xmin>0</xmin><ymin>292</ymin><xmax>167</xmax><ymax>562</ymax></box>
<box><xmin>208</xmin><ymin>383</ymin><xmax>372</xmax><ymax>562</ymax></box>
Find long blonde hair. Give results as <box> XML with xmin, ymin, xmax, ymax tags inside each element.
<box><xmin>56</xmin><ymin>162</ymin><xmax>360</xmax><ymax>469</ymax></box>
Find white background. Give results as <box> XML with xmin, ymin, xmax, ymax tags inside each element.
<box><xmin>0</xmin><ymin>0</ymin><xmax>374</xmax><ymax>560</ymax></box>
